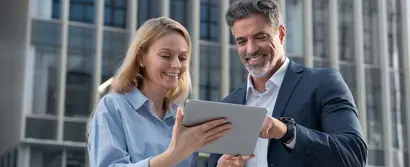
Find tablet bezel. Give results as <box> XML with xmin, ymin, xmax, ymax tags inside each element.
<box><xmin>182</xmin><ymin>99</ymin><xmax>268</xmax><ymax>156</ymax></box>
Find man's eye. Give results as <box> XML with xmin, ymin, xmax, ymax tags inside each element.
<box><xmin>256</xmin><ymin>35</ymin><xmax>267</xmax><ymax>39</ymax></box>
<box><xmin>237</xmin><ymin>40</ymin><xmax>245</xmax><ymax>45</ymax></box>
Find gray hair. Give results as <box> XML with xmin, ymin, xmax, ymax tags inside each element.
<box><xmin>225</xmin><ymin>0</ymin><xmax>282</xmax><ymax>28</ymax></box>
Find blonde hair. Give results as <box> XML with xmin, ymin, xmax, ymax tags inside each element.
<box><xmin>111</xmin><ymin>17</ymin><xmax>192</xmax><ymax>107</ymax></box>
<box><xmin>86</xmin><ymin>17</ymin><xmax>192</xmax><ymax>141</ymax></box>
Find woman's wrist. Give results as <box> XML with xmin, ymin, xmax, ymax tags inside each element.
<box><xmin>149</xmin><ymin>149</ymin><xmax>180</xmax><ymax>167</ymax></box>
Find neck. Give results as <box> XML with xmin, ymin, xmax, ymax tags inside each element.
<box><xmin>140</xmin><ymin>82</ymin><xmax>167</xmax><ymax>119</ymax></box>
<box><xmin>252</xmin><ymin>56</ymin><xmax>286</xmax><ymax>92</ymax></box>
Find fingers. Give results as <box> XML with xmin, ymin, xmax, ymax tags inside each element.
<box><xmin>205</xmin><ymin>122</ymin><xmax>231</xmax><ymax>138</ymax></box>
<box><xmin>199</xmin><ymin>118</ymin><xmax>229</xmax><ymax>132</ymax></box>
<box><xmin>218</xmin><ymin>155</ymin><xmax>238</xmax><ymax>167</ymax></box>
<box><xmin>241</xmin><ymin>154</ymin><xmax>255</xmax><ymax>161</ymax></box>
<box><xmin>236</xmin><ymin>155</ymin><xmax>243</xmax><ymax>162</ymax></box>
<box><xmin>204</xmin><ymin>127</ymin><xmax>231</xmax><ymax>145</ymax></box>
<box><xmin>219</xmin><ymin>154</ymin><xmax>252</xmax><ymax>167</ymax></box>
<box><xmin>222</xmin><ymin>154</ymin><xmax>234</xmax><ymax>159</ymax></box>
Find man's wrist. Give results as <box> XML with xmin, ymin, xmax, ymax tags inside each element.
<box><xmin>278</xmin><ymin>117</ymin><xmax>296</xmax><ymax>143</ymax></box>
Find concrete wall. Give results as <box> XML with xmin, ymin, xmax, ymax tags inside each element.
<box><xmin>0</xmin><ymin>0</ymin><xmax>30</xmax><ymax>155</ymax></box>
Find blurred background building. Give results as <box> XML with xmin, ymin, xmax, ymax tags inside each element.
<box><xmin>1</xmin><ymin>0</ymin><xmax>410</xmax><ymax>167</ymax></box>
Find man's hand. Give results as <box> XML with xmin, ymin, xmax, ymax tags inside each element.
<box><xmin>260</xmin><ymin>116</ymin><xmax>288</xmax><ymax>140</ymax></box>
<box><xmin>217</xmin><ymin>154</ymin><xmax>255</xmax><ymax>167</ymax></box>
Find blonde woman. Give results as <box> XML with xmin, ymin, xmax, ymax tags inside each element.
<box><xmin>87</xmin><ymin>17</ymin><xmax>231</xmax><ymax>167</ymax></box>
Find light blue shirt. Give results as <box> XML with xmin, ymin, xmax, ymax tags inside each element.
<box><xmin>87</xmin><ymin>88</ymin><xmax>197</xmax><ymax>167</ymax></box>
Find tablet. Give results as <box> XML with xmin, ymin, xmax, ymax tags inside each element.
<box><xmin>182</xmin><ymin>99</ymin><xmax>268</xmax><ymax>156</ymax></box>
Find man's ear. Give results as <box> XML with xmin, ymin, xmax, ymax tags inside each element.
<box><xmin>279</xmin><ymin>25</ymin><xmax>286</xmax><ymax>44</ymax></box>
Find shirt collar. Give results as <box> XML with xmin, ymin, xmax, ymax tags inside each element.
<box><xmin>123</xmin><ymin>88</ymin><xmax>178</xmax><ymax>120</ymax></box>
<box><xmin>246</xmin><ymin>57</ymin><xmax>290</xmax><ymax>97</ymax></box>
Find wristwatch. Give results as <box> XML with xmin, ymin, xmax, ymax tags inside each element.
<box><xmin>278</xmin><ymin>117</ymin><xmax>296</xmax><ymax>143</ymax></box>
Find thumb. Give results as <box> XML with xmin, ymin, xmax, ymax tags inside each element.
<box><xmin>175</xmin><ymin>107</ymin><xmax>184</xmax><ymax>125</ymax></box>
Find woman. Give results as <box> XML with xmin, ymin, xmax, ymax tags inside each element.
<box><xmin>87</xmin><ymin>17</ymin><xmax>231</xmax><ymax>167</ymax></box>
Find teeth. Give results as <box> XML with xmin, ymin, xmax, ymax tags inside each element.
<box><xmin>249</xmin><ymin>56</ymin><xmax>262</xmax><ymax>61</ymax></box>
<box><xmin>165</xmin><ymin>73</ymin><xmax>178</xmax><ymax>77</ymax></box>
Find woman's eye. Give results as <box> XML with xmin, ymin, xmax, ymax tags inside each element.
<box><xmin>160</xmin><ymin>52</ymin><xmax>171</xmax><ymax>57</ymax></box>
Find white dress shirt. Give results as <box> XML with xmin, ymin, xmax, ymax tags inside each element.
<box><xmin>244</xmin><ymin>57</ymin><xmax>296</xmax><ymax>167</ymax></box>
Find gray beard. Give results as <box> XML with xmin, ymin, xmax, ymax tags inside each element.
<box><xmin>245</xmin><ymin>64</ymin><xmax>270</xmax><ymax>78</ymax></box>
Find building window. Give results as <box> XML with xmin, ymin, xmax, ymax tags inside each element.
<box><xmin>25</xmin><ymin>118</ymin><xmax>58</xmax><ymax>140</ymax></box>
<box><xmin>199</xmin><ymin>44</ymin><xmax>221</xmax><ymax>101</ymax></box>
<box><xmin>170</xmin><ymin>0</ymin><xmax>188</xmax><ymax>27</ymax></box>
<box><xmin>31</xmin><ymin>20</ymin><xmax>62</xmax><ymax>116</ymax></box>
<box><xmin>229</xmin><ymin>48</ymin><xmax>247</xmax><ymax>91</ymax></box>
<box><xmin>285</xmin><ymin>0</ymin><xmax>304</xmax><ymax>57</ymax></box>
<box><xmin>102</xmin><ymin>30</ymin><xmax>128</xmax><ymax>83</ymax></box>
<box><xmin>138</xmin><ymin>0</ymin><xmax>160</xmax><ymax>27</ymax></box>
<box><xmin>65</xmin><ymin>25</ymin><xmax>95</xmax><ymax>118</ymax></box>
<box><xmin>363</xmin><ymin>0</ymin><xmax>379</xmax><ymax>65</ymax></box>
<box><xmin>30</xmin><ymin>148</ymin><xmax>63</xmax><ymax>167</ymax></box>
<box><xmin>365</xmin><ymin>66</ymin><xmax>385</xmax><ymax>166</ymax></box>
<box><xmin>52</xmin><ymin>0</ymin><xmax>95</xmax><ymax>24</ymax></box>
<box><xmin>200</xmin><ymin>0</ymin><xmax>218</xmax><ymax>41</ymax></box>
<box><xmin>66</xmin><ymin>150</ymin><xmax>85</xmax><ymax>167</ymax></box>
<box><xmin>104</xmin><ymin>0</ymin><xmax>127</xmax><ymax>28</ymax></box>
<box><xmin>338</xmin><ymin>0</ymin><xmax>354</xmax><ymax>62</ymax></box>
<box><xmin>312</xmin><ymin>0</ymin><xmax>329</xmax><ymax>59</ymax></box>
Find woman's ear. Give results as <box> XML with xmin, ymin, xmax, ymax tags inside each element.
<box><xmin>139</xmin><ymin>58</ymin><xmax>145</xmax><ymax>67</ymax></box>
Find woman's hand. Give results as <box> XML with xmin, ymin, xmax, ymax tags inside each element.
<box><xmin>167</xmin><ymin>107</ymin><xmax>232</xmax><ymax>163</ymax></box>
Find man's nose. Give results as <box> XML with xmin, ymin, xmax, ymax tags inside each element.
<box><xmin>246</xmin><ymin>41</ymin><xmax>258</xmax><ymax>55</ymax></box>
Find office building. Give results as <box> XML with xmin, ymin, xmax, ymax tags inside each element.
<box><xmin>0</xmin><ymin>0</ymin><xmax>410</xmax><ymax>167</ymax></box>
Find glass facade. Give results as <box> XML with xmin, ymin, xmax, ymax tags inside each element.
<box><xmin>312</xmin><ymin>0</ymin><xmax>331</xmax><ymax>68</ymax></box>
<box><xmin>65</xmin><ymin>25</ymin><xmax>95</xmax><ymax>118</ymax></box>
<box><xmin>138</xmin><ymin>0</ymin><xmax>161</xmax><ymax>26</ymax></box>
<box><xmin>104</xmin><ymin>0</ymin><xmax>127</xmax><ymax>28</ymax></box>
<box><xmin>170</xmin><ymin>0</ymin><xmax>188</xmax><ymax>27</ymax></box>
<box><xmin>30</xmin><ymin>20</ymin><xmax>61</xmax><ymax>116</ymax></box>
<box><xmin>200</xmin><ymin>0</ymin><xmax>219</xmax><ymax>41</ymax></box>
<box><xmin>7</xmin><ymin>0</ymin><xmax>409</xmax><ymax>167</ymax></box>
<box><xmin>199</xmin><ymin>43</ymin><xmax>221</xmax><ymax>101</ymax></box>
<box><xmin>285</xmin><ymin>0</ymin><xmax>303</xmax><ymax>58</ymax></box>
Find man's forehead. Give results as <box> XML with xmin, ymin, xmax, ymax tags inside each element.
<box><xmin>231</xmin><ymin>19</ymin><xmax>272</xmax><ymax>37</ymax></box>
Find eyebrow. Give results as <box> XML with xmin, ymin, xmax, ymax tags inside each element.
<box><xmin>158</xmin><ymin>48</ymin><xmax>187</xmax><ymax>54</ymax></box>
<box><xmin>235</xmin><ymin>31</ymin><xmax>267</xmax><ymax>41</ymax></box>
<box><xmin>253</xmin><ymin>32</ymin><xmax>267</xmax><ymax>36</ymax></box>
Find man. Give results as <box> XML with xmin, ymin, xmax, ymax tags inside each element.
<box><xmin>207</xmin><ymin>0</ymin><xmax>367</xmax><ymax>167</ymax></box>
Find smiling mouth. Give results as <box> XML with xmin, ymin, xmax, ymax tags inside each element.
<box><xmin>246</xmin><ymin>56</ymin><xmax>263</xmax><ymax>61</ymax></box>
<box><xmin>164</xmin><ymin>72</ymin><xmax>179</xmax><ymax>77</ymax></box>
<box><xmin>246</xmin><ymin>54</ymin><xmax>265</xmax><ymax>65</ymax></box>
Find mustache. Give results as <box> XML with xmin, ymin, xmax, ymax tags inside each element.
<box><xmin>245</xmin><ymin>50</ymin><xmax>266</xmax><ymax>59</ymax></box>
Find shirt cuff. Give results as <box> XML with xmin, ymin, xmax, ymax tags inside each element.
<box><xmin>284</xmin><ymin>128</ymin><xmax>296</xmax><ymax>149</ymax></box>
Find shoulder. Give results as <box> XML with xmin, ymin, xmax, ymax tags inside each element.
<box><xmin>97</xmin><ymin>92</ymin><xmax>126</xmax><ymax>112</ymax></box>
<box><xmin>301</xmin><ymin>65</ymin><xmax>340</xmax><ymax>78</ymax></box>
<box><xmin>92</xmin><ymin>92</ymin><xmax>139</xmax><ymax>125</ymax></box>
<box><xmin>91</xmin><ymin>93</ymin><xmax>125</xmax><ymax>124</ymax></box>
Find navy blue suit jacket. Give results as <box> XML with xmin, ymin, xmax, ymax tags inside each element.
<box><xmin>207</xmin><ymin>60</ymin><xmax>367</xmax><ymax>167</ymax></box>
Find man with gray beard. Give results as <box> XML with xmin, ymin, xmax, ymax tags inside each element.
<box><xmin>207</xmin><ymin>0</ymin><xmax>367</xmax><ymax>167</ymax></box>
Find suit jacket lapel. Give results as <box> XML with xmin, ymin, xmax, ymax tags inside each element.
<box><xmin>272</xmin><ymin>61</ymin><xmax>304</xmax><ymax>118</ymax></box>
